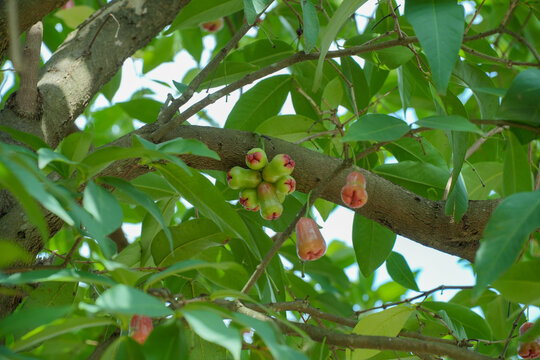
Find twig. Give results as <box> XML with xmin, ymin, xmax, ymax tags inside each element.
<box><xmin>461</xmin><ymin>45</ymin><xmax>540</xmax><ymax>68</ymax></box>
<box><xmin>86</xmin><ymin>14</ymin><xmax>120</xmax><ymax>55</ymax></box>
<box><xmin>464</xmin><ymin>0</ymin><xmax>486</xmax><ymax>35</ymax></box>
<box><xmin>241</xmin><ymin>160</ymin><xmax>350</xmax><ymax>294</ymax></box>
<box><xmin>499</xmin><ymin>308</ymin><xmax>525</xmax><ymax>359</ymax></box>
<box><xmin>15</xmin><ymin>21</ymin><xmax>42</xmax><ymax>119</ymax></box>
<box><xmin>62</xmin><ymin>237</ymin><xmax>82</xmax><ymax>266</ymax></box>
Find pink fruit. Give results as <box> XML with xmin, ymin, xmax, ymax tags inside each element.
<box><xmin>341</xmin><ymin>184</ymin><xmax>368</xmax><ymax>209</ymax></box>
<box><xmin>346</xmin><ymin>171</ymin><xmax>366</xmax><ymax>188</ymax></box>
<box><xmin>200</xmin><ymin>18</ymin><xmax>224</xmax><ymax>33</ymax></box>
<box><xmin>257</xmin><ymin>182</ymin><xmax>283</xmax><ymax>220</ymax></box>
<box><xmin>262</xmin><ymin>154</ymin><xmax>295</xmax><ymax>183</ymax></box>
<box><xmin>130</xmin><ymin>315</ymin><xmax>153</xmax><ymax>344</ymax></box>
<box><xmin>245</xmin><ymin>148</ymin><xmax>268</xmax><ymax>170</ymax></box>
<box><xmin>296</xmin><ymin>217</ymin><xmax>326</xmax><ymax>261</ymax></box>
<box><xmin>518</xmin><ymin>322</ymin><xmax>540</xmax><ymax>359</ymax></box>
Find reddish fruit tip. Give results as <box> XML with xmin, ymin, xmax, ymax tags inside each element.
<box><xmin>130</xmin><ymin>315</ymin><xmax>153</xmax><ymax>344</ymax></box>
<box><xmin>341</xmin><ymin>184</ymin><xmax>368</xmax><ymax>209</ymax></box>
<box><xmin>283</xmin><ymin>154</ymin><xmax>295</xmax><ymax>169</ymax></box>
<box><xmin>263</xmin><ymin>211</ymin><xmax>281</xmax><ymax>220</ymax></box>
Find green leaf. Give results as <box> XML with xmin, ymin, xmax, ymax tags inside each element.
<box><xmin>151</xmin><ymin>218</ymin><xmax>227</xmax><ymax>266</ymax></box>
<box><xmin>95</xmin><ymin>284</ymin><xmax>174</xmax><ymax>316</ymax></box>
<box><xmin>157</xmin><ymin>137</ymin><xmax>220</xmax><ymax>160</ymax></box>
<box><xmin>11</xmin><ymin>317</ymin><xmax>114</xmax><ymax>352</ymax></box>
<box><xmin>341</xmin><ymin>57</ymin><xmax>370</xmax><ymax>111</ymax></box>
<box><xmin>453</xmin><ymin>61</ymin><xmax>499</xmax><ymax>119</ymax></box>
<box><xmin>343</xmin><ymin>114</ymin><xmax>410</xmax><ymax>142</ymax></box>
<box><xmin>415</xmin><ymin>115</ymin><xmax>482</xmax><ymax>134</ymax></box>
<box><xmin>102</xmin><ymin>336</ymin><xmax>144</xmax><ymax>360</ymax></box>
<box><xmin>302</xmin><ymin>0</ymin><xmax>319</xmax><ymax>53</ymax></box>
<box><xmin>374</xmin><ymin>161</ymin><xmax>449</xmax><ymax>199</ymax></box>
<box><xmin>349</xmin><ymin>305</ymin><xmax>414</xmax><ymax>360</ymax></box>
<box><xmin>143</xmin><ymin>320</ymin><xmax>188</xmax><ymax>360</ymax></box>
<box><xmin>182</xmin><ymin>307</ymin><xmax>241</xmax><ymax>360</ymax></box>
<box><xmin>144</xmin><ymin>259</ymin><xmax>241</xmax><ymax>289</ymax></box>
<box><xmin>0</xmin><ymin>239</ymin><xmax>31</xmax><ymax>267</ymax></box>
<box><xmin>352</xmin><ymin>214</ymin><xmax>396</xmax><ymax>277</ymax></box>
<box><xmin>0</xmin><ymin>268</ymin><xmax>116</xmax><ymax>287</ymax></box>
<box><xmin>255</xmin><ymin>114</ymin><xmax>326</xmax><ymax>142</ymax></box>
<box><xmin>99</xmin><ymin>177</ymin><xmax>173</xmax><ymax>249</ymax></box>
<box><xmin>225</xmin><ymin>75</ymin><xmax>292</xmax><ymax>130</ymax></box>
<box><xmin>168</xmin><ymin>0</ymin><xmax>243</xmax><ymax>31</ymax></box>
<box><xmin>118</xmin><ymin>98</ymin><xmax>162</xmax><ymax>124</ymax></box>
<box><xmin>385</xmin><ymin>252</ymin><xmax>419</xmax><ymax>291</ymax></box>
<box><xmin>498</xmin><ymin>68</ymin><xmax>540</xmax><ymax>124</ymax></box>
<box><xmin>55</xmin><ymin>5</ymin><xmax>95</xmax><ymax>28</ymax></box>
<box><xmin>154</xmin><ymin>163</ymin><xmax>257</xmax><ymax>256</ymax></box>
<box><xmin>474</xmin><ymin>190</ymin><xmax>540</xmax><ymax>296</ymax></box>
<box><xmin>83</xmin><ymin>180</ymin><xmax>123</xmax><ymax>236</ymax></box>
<box><xmin>313</xmin><ymin>0</ymin><xmax>368</xmax><ymax>90</ymax></box>
<box><xmin>384</xmin><ymin>137</ymin><xmax>447</xmax><ymax>169</ymax></box>
<box><xmin>448</xmin><ymin>130</ymin><xmax>468</xmax><ymax>194</ymax></box>
<box><xmin>0</xmin><ymin>125</ymin><xmax>49</xmax><ymax>151</ymax></box>
<box><xmin>197</xmin><ymin>61</ymin><xmax>258</xmax><ymax>90</ymax></box>
<box><xmin>445</xmin><ymin>174</ymin><xmax>468</xmax><ymax>223</ymax></box>
<box><xmin>406</xmin><ymin>0</ymin><xmax>464</xmax><ymax>94</ymax></box>
<box><xmin>421</xmin><ymin>301</ymin><xmax>493</xmax><ymax>339</ymax></box>
<box><xmin>226</xmin><ymin>40</ymin><xmax>294</xmax><ymax>68</ymax></box>
<box><xmin>0</xmin><ymin>305</ymin><xmax>72</xmax><ymax>338</ymax></box>
<box><xmin>462</xmin><ymin>162</ymin><xmax>503</xmax><ymax>200</ymax></box>
<box><xmin>492</xmin><ymin>260</ymin><xmax>540</xmax><ymax>306</ymax></box>
<box><xmin>502</xmin><ymin>131</ymin><xmax>533</xmax><ymax>196</ymax></box>
<box><xmin>244</xmin><ymin>0</ymin><xmax>268</xmax><ymax>24</ymax></box>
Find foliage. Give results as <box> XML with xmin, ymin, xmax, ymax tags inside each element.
<box><xmin>0</xmin><ymin>0</ymin><xmax>539</xmax><ymax>359</ymax></box>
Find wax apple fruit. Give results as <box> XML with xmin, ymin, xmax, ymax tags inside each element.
<box><xmin>239</xmin><ymin>188</ymin><xmax>259</xmax><ymax>211</ymax></box>
<box><xmin>200</xmin><ymin>18</ymin><xmax>224</xmax><ymax>33</ymax></box>
<box><xmin>341</xmin><ymin>170</ymin><xmax>368</xmax><ymax>209</ymax></box>
<box><xmin>246</xmin><ymin>148</ymin><xmax>268</xmax><ymax>170</ymax></box>
<box><xmin>346</xmin><ymin>171</ymin><xmax>366</xmax><ymax>188</ymax></box>
<box><xmin>257</xmin><ymin>182</ymin><xmax>283</xmax><ymax>220</ymax></box>
<box><xmin>262</xmin><ymin>154</ymin><xmax>295</xmax><ymax>183</ymax></box>
<box><xmin>296</xmin><ymin>217</ymin><xmax>326</xmax><ymax>261</ymax></box>
<box><xmin>275</xmin><ymin>175</ymin><xmax>296</xmax><ymax>195</ymax></box>
<box><xmin>518</xmin><ymin>322</ymin><xmax>540</xmax><ymax>359</ymax></box>
<box><xmin>227</xmin><ymin>166</ymin><xmax>261</xmax><ymax>190</ymax></box>
<box><xmin>130</xmin><ymin>315</ymin><xmax>153</xmax><ymax>344</ymax></box>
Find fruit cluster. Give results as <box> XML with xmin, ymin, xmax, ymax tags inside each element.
<box><xmin>519</xmin><ymin>322</ymin><xmax>540</xmax><ymax>359</ymax></box>
<box><xmin>341</xmin><ymin>171</ymin><xmax>368</xmax><ymax>209</ymax></box>
<box><xmin>227</xmin><ymin>148</ymin><xmax>296</xmax><ymax>220</ymax></box>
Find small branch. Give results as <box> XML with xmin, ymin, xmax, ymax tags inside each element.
<box><xmin>464</xmin><ymin>0</ymin><xmax>486</xmax><ymax>35</ymax></box>
<box><xmin>461</xmin><ymin>45</ymin><xmax>540</xmax><ymax>68</ymax></box>
<box><xmin>241</xmin><ymin>160</ymin><xmax>350</xmax><ymax>294</ymax></box>
<box><xmin>499</xmin><ymin>308</ymin><xmax>525</xmax><ymax>359</ymax></box>
<box><xmin>15</xmin><ymin>21</ymin><xmax>43</xmax><ymax>119</ymax></box>
<box><xmin>471</xmin><ymin>119</ymin><xmax>540</xmax><ymax>134</ymax></box>
<box><xmin>500</xmin><ymin>27</ymin><xmax>540</xmax><ymax>64</ymax></box>
<box><xmin>6</xmin><ymin>0</ymin><xmax>22</xmax><ymax>71</ymax></box>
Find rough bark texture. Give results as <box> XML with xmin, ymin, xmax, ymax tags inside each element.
<box><xmin>0</xmin><ymin>0</ymin><xmax>67</xmax><ymax>61</ymax></box>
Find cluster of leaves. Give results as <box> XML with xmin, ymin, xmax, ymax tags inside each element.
<box><xmin>1</xmin><ymin>0</ymin><xmax>540</xmax><ymax>359</ymax></box>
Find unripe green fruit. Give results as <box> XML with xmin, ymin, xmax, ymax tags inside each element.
<box><xmin>257</xmin><ymin>182</ymin><xmax>283</xmax><ymax>220</ymax></box>
<box><xmin>276</xmin><ymin>191</ymin><xmax>286</xmax><ymax>203</ymax></box>
<box><xmin>227</xmin><ymin>166</ymin><xmax>261</xmax><ymax>190</ymax></box>
<box><xmin>262</xmin><ymin>154</ymin><xmax>295</xmax><ymax>183</ymax></box>
<box><xmin>296</xmin><ymin>217</ymin><xmax>326</xmax><ymax>261</ymax></box>
<box><xmin>275</xmin><ymin>175</ymin><xmax>296</xmax><ymax>195</ymax></box>
<box><xmin>239</xmin><ymin>189</ymin><xmax>259</xmax><ymax>211</ymax></box>
<box><xmin>245</xmin><ymin>148</ymin><xmax>268</xmax><ymax>170</ymax></box>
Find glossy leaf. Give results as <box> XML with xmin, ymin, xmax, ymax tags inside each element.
<box><xmin>83</xmin><ymin>180</ymin><xmax>123</xmax><ymax>236</ymax></box>
<box><xmin>453</xmin><ymin>61</ymin><xmax>499</xmax><ymax>119</ymax></box>
<box><xmin>406</xmin><ymin>0</ymin><xmax>464</xmax><ymax>94</ymax></box>
<box><xmin>302</xmin><ymin>0</ymin><xmax>319</xmax><ymax>53</ymax></box>
<box><xmin>0</xmin><ymin>268</ymin><xmax>116</xmax><ymax>287</ymax></box>
<box><xmin>0</xmin><ymin>305</ymin><xmax>72</xmax><ymax>338</ymax></box>
<box><xmin>415</xmin><ymin>115</ymin><xmax>482</xmax><ymax>134</ymax></box>
<box><xmin>474</xmin><ymin>190</ymin><xmax>540</xmax><ymax>296</ymax></box>
<box><xmin>168</xmin><ymin>0</ymin><xmax>242</xmax><ymax>31</ymax></box>
<box><xmin>445</xmin><ymin>174</ymin><xmax>468</xmax><ymax>223</ymax></box>
<box><xmin>502</xmin><ymin>132</ymin><xmax>533</xmax><ymax>196</ymax></box>
<box><xmin>95</xmin><ymin>284</ymin><xmax>174</xmax><ymax>316</ymax></box>
<box><xmin>349</xmin><ymin>305</ymin><xmax>414</xmax><ymax>360</ymax></box>
<box><xmin>352</xmin><ymin>214</ymin><xmax>396</xmax><ymax>277</ymax></box>
<box><xmin>385</xmin><ymin>252</ymin><xmax>419</xmax><ymax>291</ymax></box>
<box><xmin>244</xmin><ymin>0</ymin><xmax>268</xmax><ymax>25</ymax></box>
<box><xmin>492</xmin><ymin>260</ymin><xmax>540</xmax><ymax>306</ymax></box>
<box><xmin>498</xmin><ymin>68</ymin><xmax>540</xmax><ymax>124</ymax></box>
<box><xmin>254</xmin><ymin>114</ymin><xmax>326</xmax><ymax>142</ymax></box>
<box><xmin>343</xmin><ymin>114</ymin><xmax>410</xmax><ymax>142</ymax></box>
<box><xmin>143</xmin><ymin>320</ymin><xmax>188</xmax><ymax>360</ymax></box>
<box><xmin>225</xmin><ymin>75</ymin><xmax>292</xmax><ymax>130</ymax></box>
